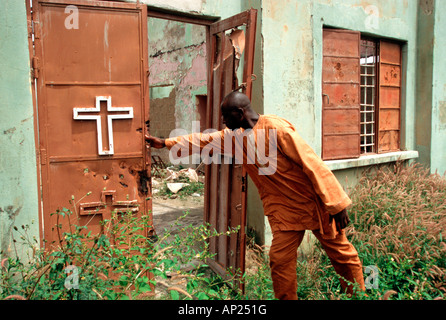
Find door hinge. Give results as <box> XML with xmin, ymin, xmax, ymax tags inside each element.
<box><xmin>241</xmin><ymin>176</ymin><xmax>246</xmax><ymax>192</ymax></box>
<box><xmin>32</xmin><ymin>56</ymin><xmax>40</xmax><ymax>79</ymax></box>
<box><xmin>33</xmin><ymin>20</ymin><xmax>41</xmax><ymax>39</ymax></box>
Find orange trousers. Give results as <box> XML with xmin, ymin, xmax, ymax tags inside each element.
<box><xmin>269</xmin><ymin>229</ymin><xmax>365</xmax><ymax>300</ymax></box>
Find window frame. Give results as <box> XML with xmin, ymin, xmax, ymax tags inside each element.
<box><xmin>321</xmin><ymin>27</ymin><xmax>403</xmax><ymax>161</ymax></box>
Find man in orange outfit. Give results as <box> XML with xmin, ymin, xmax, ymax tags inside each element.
<box><xmin>146</xmin><ymin>91</ymin><xmax>365</xmax><ymax>300</ymax></box>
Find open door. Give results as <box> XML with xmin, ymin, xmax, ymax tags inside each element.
<box><xmin>205</xmin><ymin>9</ymin><xmax>257</xmax><ymax>288</ymax></box>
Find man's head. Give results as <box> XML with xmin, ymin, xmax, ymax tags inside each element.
<box><xmin>220</xmin><ymin>91</ymin><xmax>253</xmax><ymax>130</ymax></box>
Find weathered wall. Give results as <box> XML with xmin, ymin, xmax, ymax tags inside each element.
<box><xmin>148</xmin><ymin>18</ymin><xmax>207</xmax><ymax>135</ymax></box>
<box><xmin>416</xmin><ymin>0</ymin><xmax>435</xmax><ymax>170</ymax></box>
<box><xmin>258</xmin><ymin>0</ymin><xmax>419</xmax><ymax>246</ymax></box>
<box><xmin>261</xmin><ymin>0</ymin><xmax>417</xmax><ymax>154</ymax></box>
<box><xmin>0</xmin><ymin>1</ymin><xmax>40</xmax><ymax>261</ymax></box>
<box><xmin>430</xmin><ymin>0</ymin><xmax>446</xmax><ymax>174</ymax></box>
<box><xmin>415</xmin><ymin>0</ymin><xmax>446</xmax><ymax>175</ymax></box>
<box><xmin>262</xmin><ymin>0</ymin><xmax>316</xmax><ymax>146</ymax></box>
<box><xmin>147</xmin><ymin>18</ymin><xmax>207</xmax><ymax>164</ymax></box>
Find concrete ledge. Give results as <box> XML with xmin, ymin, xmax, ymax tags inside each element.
<box><xmin>324</xmin><ymin>150</ymin><xmax>419</xmax><ymax>171</ymax></box>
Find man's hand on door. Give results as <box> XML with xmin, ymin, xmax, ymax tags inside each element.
<box><xmin>145</xmin><ymin>135</ymin><xmax>166</xmax><ymax>149</ymax></box>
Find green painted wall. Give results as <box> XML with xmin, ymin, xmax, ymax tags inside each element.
<box><xmin>257</xmin><ymin>0</ymin><xmax>419</xmax><ymax>245</ymax></box>
<box><xmin>261</xmin><ymin>0</ymin><xmax>418</xmax><ymax>154</ymax></box>
<box><xmin>415</xmin><ymin>0</ymin><xmax>434</xmax><ymax>170</ymax></box>
<box><xmin>431</xmin><ymin>0</ymin><xmax>446</xmax><ymax>174</ymax></box>
<box><xmin>415</xmin><ymin>0</ymin><xmax>446</xmax><ymax>175</ymax></box>
<box><xmin>0</xmin><ymin>1</ymin><xmax>40</xmax><ymax>261</ymax></box>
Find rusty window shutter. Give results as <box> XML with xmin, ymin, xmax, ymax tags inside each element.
<box><xmin>377</xmin><ymin>40</ymin><xmax>402</xmax><ymax>153</ymax></box>
<box><xmin>322</xmin><ymin>29</ymin><xmax>361</xmax><ymax>160</ymax></box>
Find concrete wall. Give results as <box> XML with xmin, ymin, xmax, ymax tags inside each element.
<box><xmin>261</xmin><ymin>0</ymin><xmax>418</xmax><ymax>154</ymax></box>
<box><xmin>0</xmin><ymin>1</ymin><xmax>40</xmax><ymax>261</ymax></box>
<box><xmin>148</xmin><ymin>18</ymin><xmax>207</xmax><ymax>135</ymax></box>
<box><xmin>415</xmin><ymin>0</ymin><xmax>446</xmax><ymax>175</ymax></box>
<box><xmin>430</xmin><ymin>0</ymin><xmax>446</xmax><ymax>174</ymax></box>
<box><xmin>415</xmin><ymin>0</ymin><xmax>435</xmax><ymax>170</ymax></box>
<box><xmin>253</xmin><ymin>0</ymin><xmax>420</xmax><ymax>245</ymax></box>
<box><xmin>147</xmin><ymin>18</ymin><xmax>207</xmax><ymax>164</ymax></box>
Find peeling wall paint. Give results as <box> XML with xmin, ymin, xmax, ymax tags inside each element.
<box><xmin>148</xmin><ymin>18</ymin><xmax>207</xmax><ymax>164</ymax></box>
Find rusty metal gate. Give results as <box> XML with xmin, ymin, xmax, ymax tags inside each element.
<box><xmin>30</xmin><ymin>0</ymin><xmax>151</xmax><ymax>249</ymax></box>
<box><xmin>205</xmin><ymin>9</ymin><xmax>257</xmax><ymax>285</ymax></box>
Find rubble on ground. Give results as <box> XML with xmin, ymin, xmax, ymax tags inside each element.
<box><xmin>151</xmin><ymin>166</ymin><xmax>205</xmax><ymax>198</ymax></box>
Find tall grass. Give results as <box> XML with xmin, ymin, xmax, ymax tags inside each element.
<box><xmin>296</xmin><ymin>162</ymin><xmax>446</xmax><ymax>299</ymax></box>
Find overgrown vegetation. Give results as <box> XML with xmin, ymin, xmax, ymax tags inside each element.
<box><xmin>0</xmin><ymin>202</ymin><xmax>241</xmax><ymax>300</ymax></box>
<box><xmin>1</xmin><ymin>162</ymin><xmax>445</xmax><ymax>300</ymax></box>
<box><xmin>294</xmin><ymin>162</ymin><xmax>446</xmax><ymax>300</ymax></box>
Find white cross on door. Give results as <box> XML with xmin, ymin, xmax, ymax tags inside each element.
<box><xmin>73</xmin><ymin>96</ymin><xmax>133</xmax><ymax>155</ymax></box>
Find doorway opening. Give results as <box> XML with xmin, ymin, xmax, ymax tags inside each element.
<box><xmin>146</xmin><ymin>8</ymin><xmax>257</xmax><ymax>292</ymax></box>
<box><xmin>147</xmin><ymin>15</ymin><xmax>208</xmax><ymax>244</ymax></box>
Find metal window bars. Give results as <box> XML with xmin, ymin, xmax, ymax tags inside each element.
<box><xmin>360</xmin><ymin>39</ymin><xmax>377</xmax><ymax>154</ymax></box>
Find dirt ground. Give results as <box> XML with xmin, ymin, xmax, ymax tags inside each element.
<box><xmin>148</xmin><ymin>194</ymin><xmax>263</xmax><ymax>299</ymax></box>
<box><xmin>152</xmin><ymin>195</ymin><xmax>205</xmax><ymax>238</ymax></box>
<box><xmin>149</xmin><ymin>195</ymin><xmax>206</xmax><ymax>298</ymax></box>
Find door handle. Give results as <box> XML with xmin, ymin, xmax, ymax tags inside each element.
<box><xmin>322</xmin><ymin>93</ymin><xmax>330</xmax><ymax>105</ymax></box>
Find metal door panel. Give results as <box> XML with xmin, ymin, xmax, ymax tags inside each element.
<box><xmin>205</xmin><ymin>9</ymin><xmax>257</xmax><ymax>286</ymax></box>
<box><xmin>45</xmin><ymin>86</ymin><xmax>143</xmax><ymax>158</ymax></box>
<box><xmin>40</xmin><ymin>5</ymin><xmax>141</xmax><ymax>83</ymax></box>
<box><xmin>33</xmin><ymin>0</ymin><xmax>150</xmax><ymax>250</ymax></box>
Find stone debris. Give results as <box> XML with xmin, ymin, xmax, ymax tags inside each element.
<box><xmin>167</xmin><ymin>182</ymin><xmax>189</xmax><ymax>194</ymax></box>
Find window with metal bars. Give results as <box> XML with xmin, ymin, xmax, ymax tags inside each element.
<box><xmin>360</xmin><ymin>38</ymin><xmax>378</xmax><ymax>154</ymax></box>
<box><xmin>322</xmin><ymin>28</ymin><xmax>402</xmax><ymax>161</ymax></box>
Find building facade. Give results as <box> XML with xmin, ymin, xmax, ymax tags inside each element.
<box><xmin>1</xmin><ymin>0</ymin><xmax>445</xmax><ymax>259</ymax></box>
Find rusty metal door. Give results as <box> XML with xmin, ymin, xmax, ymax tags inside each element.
<box><xmin>205</xmin><ymin>9</ymin><xmax>257</xmax><ymax>284</ymax></box>
<box><xmin>32</xmin><ymin>0</ymin><xmax>151</xmax><ymax>249</ymax></box>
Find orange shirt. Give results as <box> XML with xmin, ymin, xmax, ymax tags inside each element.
<box><xmin>165</xmin><ymin>114</ymin><xmax>351</xmax><ymax>239</ymax></box>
